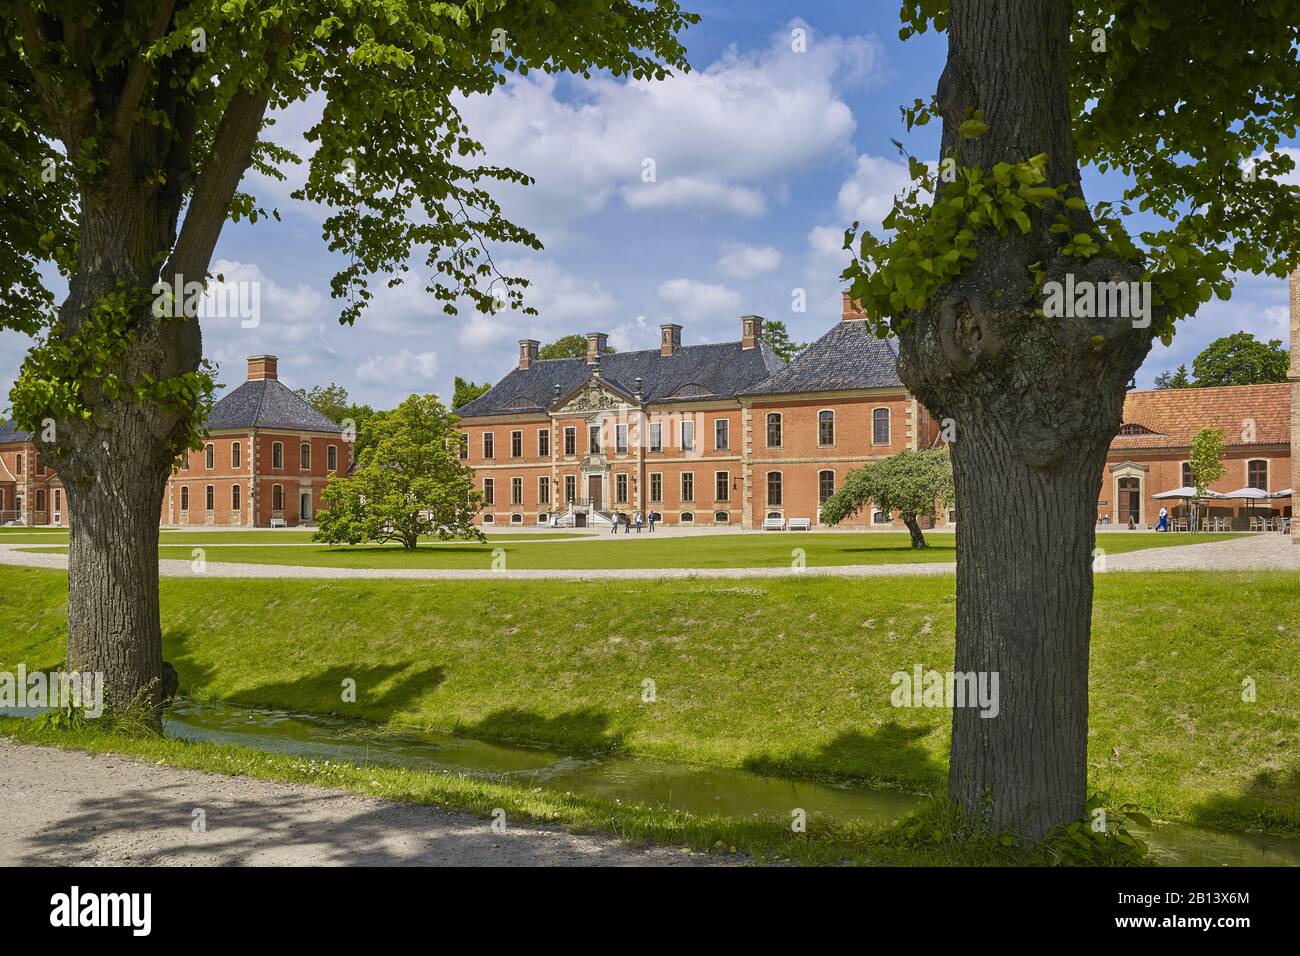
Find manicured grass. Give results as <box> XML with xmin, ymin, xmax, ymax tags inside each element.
<box><xmin>18</xmin><ymin>530</ymin><xmax>1246</xmax><ymax>570</ymax></box>
<box><xmin>3</xmin><ymin>529</ymin><xmax>590</xmax><ymax>546</ymax></box>
<box><xmin>0</xmin><ymin>564</ymin><xmax>1294</xmax><ymax>838</ymax></box>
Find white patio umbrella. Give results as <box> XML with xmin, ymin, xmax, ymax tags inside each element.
<box><xmin>1270</xmin><ymin>488</ymin><xmax>1293</xmax><ymax>499</ymax></box>
<box><xmin>1151</xmin><ymin>487</ymin><xmax>1224</xmax><ymax>531</ymax></box>
<box><xmin>1152</xmin><ymin>486</ymin><xmax>1224</xmax><ymax>500</ymax></box>
<box><xmin>1222</xmin><ymin>487</ymin><xmax>1272</xmax><ymax>526</ymax></box>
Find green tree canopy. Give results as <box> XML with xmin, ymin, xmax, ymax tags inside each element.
<box><xmin>452</xmin><ymin>376</ymin><xmax>492</xmax><ymax>409</ymax></box>
<box><xmin>0</xmin><ymin>0</ymin><xmax>697</xmax><ymax>721</ymax></box>
<box><xmin>295</xmin><ymin>383</ymin><xmax>354</xmax><ymax>423</ymax></box>
<box><xmin>1190</xmin><ymin>332</ymin><xmax>1289</xmax><ymax>387</ymax></box>
<box><xmin>1188</xmin><ymin>427</ymin><xmax>1226</xmax><ymax>497</ymax></box>
<box><xmin>1152</xmin><ymin>364</ymin><xmax>1192</xmax><ymax>390</ymax></box>
<box><xmin>762</xmin><ymin>320</ymin><xmax>805</xmax><ymax>362</ymax></box>
<box><xmin>538</xmin><ymin>334</ymin><xmax>616</xmax><ymax>360</ymax></box>
<box><xmin>820</xmin><ymin>449</ymin><xmax>954</xmax><ymax>549</ymax></box>
<box><xmin>315</xmin><ymin>394</ymin><xmax>481</xmax><ymax>550</ymax></box>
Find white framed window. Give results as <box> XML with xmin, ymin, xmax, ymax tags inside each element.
<box><xmin>272</xmin><ymin>442</ymin><xmax>284</xmax><ymax>469</ymax></box>
<box><xmin>872</xmin><ymin>408</ymin><xmax>891</xmax><ymax>445</ymax></box>
<box><xmin>766</xmin><ymin>413</ymin><xmax>782</xmax><ymax>448</ymax></box>
<box><xmin>680</xmin><ymin>471</ymin><xmax>694</xmax><ymax>502</ymax></box>
<box><xmin>300</xmin><ymin>442</ymin><xmax>311</xmax><ymax>470</ymax></box>
<box><xmin>205</xmin><ymin>443</ymin><xmax>214</xmax><ymax>469</ymax></box>
<box><xmin>714</xmin><ymin>418</ymin><xmax>729</xmax><ymax>450</ymax></box>
<box><xmin>327</xmin><ymin>445</ymin><xmax>338</xmax><ymax>471</ymax></box>
<box><xmin>483</xmin><ymin>432</ymin><xmax>495</xmax><ymax>459</ymax></box>
<box><xmin>818</xmin><ymin>410</ymin><xmax>835</xmax><ymax>446</ymax></box>
<box><xmin>538</xmin><ymin>476</ymin><xmax>550</xmax><ymax>504</ymax></box>
<box><xmin>538</xmin><ymin>429</ymin><xmax>550</xmax><ymax>457</ymax></box>
<box><xmin>231</xmin><ymin>441</ymin><xmax>242</xmax><ymax>469</ymax></box>
<box><xmin>766</xmin><ymin>471</ymin><xmax>782</xmax><ymax>505</ymax></box>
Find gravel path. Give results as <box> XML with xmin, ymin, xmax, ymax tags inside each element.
<box><xmin>0</xmin><ymin>740</ymin><xmax>726</xmax><ymax>867</ymax></box>
<box><xmin>0</xmin><ymin>535</ymin><xmax>1293</xmax><ymax>580</ymax></box>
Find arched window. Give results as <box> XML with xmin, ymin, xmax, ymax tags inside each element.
<box><xmin>482</xmin><ymin>513</ymin><xmax>494</xmax><ymax>524</ymax></box>
<box><xmin>14</xmin><ymin>453</ymin><xmax>22</xmax><ymax>475</ymax></box>
<box><xmin>272</xmin><ymin>484</ymin><xmax>284</xmax><ymax>511</ymax></box>
<box><xmin>872</xmin><ymin>408</ymin><xmax>891</xmax><ymax>445</ymax></box>
<box><xmin>873</xmin><ymin>509</ymin><xmax>890</xmax><ymax>525</ymax></box>
<box><xmin>1181</xmin><ymin>461</ymin><xmax>1193</xmax><ymax>487</ymax></box>
<box><xmin>231</xmin><ymin>441</ymin><xmax>242</xmax><ymax>469</ymax></box>
<box><xmin>766</xmin><ymin>471</ymin><xmax>782</xmax><ymax>505</ymax></box>
<box><xmin>766</xmin><ymin>413</ymin><xmax>782</xmax><ymax>447</ymax></box>
<box><xmin>35</xmin><ymin>489</ymin><xmax>46</xmax><ymax>512</ymax></box>
<box><xmin>205</xmin><ymin>485</ymin><xmax>214</xmax><ymax>511</ymax></box>
<box><xmin>232</xmin><ymin>485</ymin><xmax>242</xmax><ymax>511</ymax></box>
<box><xmin>714</xmin><ymin>511</ymin><xmax>730</xmax><ymax>523</ymax></box>
<box><xmin>510</xmin><ymin>513</ymin><xmax>523</xmax><ymax>524</ymax></box>
<box><xmin>272</xmin><ymin>442</ymin><xmax>284</xmax><ymax>469</ymax></box>
<box><xmin>1247</xmin><ymin>460</ymin><xmax>1268</xmax><ymax>490</ymax></box>
<box><xmin>180</xmin><ymin>486</ymin><xmax>190</xmax><ymax>511</ymax></box>
<box><xmin>300</xmin><ymin>442</ymin><xmax>311</xmax><ymax>469</ymax></box>
<box><xmin>205</xmin><ymin>443</ymin><xmax>214</xmax><ymax>469</ymax></box>
<box><xmin>818</xmin><ymin>410</ymin><xmax>835</xmax><ymax>446</ymax></box>
<box><xmin>818</xmin><ymin>469</ymin><xmax>835</xmax><ymax>503</ymax></box>
<box><xmin>680</xmin><ymin>511</ymin><xmax>694</xmax><ymax>523</ymax></box>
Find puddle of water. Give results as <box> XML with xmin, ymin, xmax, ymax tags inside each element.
<box><xmin>161</xmin><ymin>700</ymin><xmax>920</xmax><ymax>827</ymax></box>
<box><xmin>6</xmin><ymin>698</ymin><xmax>1297</xmax><ymax>865</ymax></box>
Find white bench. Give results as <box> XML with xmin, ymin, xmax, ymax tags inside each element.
<box><xmin>786</xmin><ymin>517</ymin><xmax>812</xmax><ymax>531</ymax></box>
<box><xmin>269</xmin><ymin>518</ymin><xmax>287</xmax><ymax>528</ymax></box>
<box><xmin>761</xmin><ymin>517</ymin><xmax>786</xmax><ymax>531</ymax></box>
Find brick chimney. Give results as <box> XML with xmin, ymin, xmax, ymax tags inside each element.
<box><xmin>248</xmin><ymin>355</ymin><xmax>278</xmax><ymax>381</ymax></box>
<box><xmin>842</xmin><ymin>293</ymin><xmax>868</xmax><ymax>322</ymax></box>
<box><xmin>741</xmin><ymin>315</ymin><xmax>764</xmax><ymax>350</ymax></box>
<box><xmin>659</xmin><ymin>323</ymin><xmax>682</xmax><ymax>357</ymax></box>
<box><xmin>518</xmin><ymin>339</ymin><xmax>539</xmax><ymax>370</ymax></box>
<box><xmin>586</xmin><ymin>332</ymin><xmax>608</xmax><ymax>364</ymax></box>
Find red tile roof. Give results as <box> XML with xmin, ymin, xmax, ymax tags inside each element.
<box><xmin>1112</xmin><ymin>383</ymin><xmax>1291</xmax><ymax>450</ymax></box>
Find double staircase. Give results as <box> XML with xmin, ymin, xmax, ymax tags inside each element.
<box><xmin>553</xmin><ymin>497</ymin><xmax>616</xmax><ymax>528</ymax></box>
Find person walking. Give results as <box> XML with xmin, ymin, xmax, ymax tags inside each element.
<box><xmin>1156</xmin><ymin>505</ymin><xmax>1169</xmax><ymax>532</ymax></box>
<box><xmin>610</xmin><ymin>512</ymin><xmax>618</xmax><ymax>534</ymax></box>
<box><xmin>635</xmin><ymin>511</ymin><xmax>643</xmax><ymax>534</ymax></box>
<box><xmin>624</xmin><ymin>512</ymin><xmax>632</xmax><ymax>534</ymax></box>
<box><xmin>648</xmin><ymin>512</ymin><xmax>656</xmax><ymax>533</ymax></box>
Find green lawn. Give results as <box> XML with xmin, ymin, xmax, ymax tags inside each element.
<box><xmin>1</xmin><ymin>529</ymin><xmax>590</xmax><ymax>546</ymax></box>
<box><xmin>15</xmin><ymin>530</ymin><xmax>1246</xmax><ymax>570</ymax></box>
<box><xmin>0</xmin><ymin>564</ymin><xmax>1294</xmax><ymax>839</ymax></box>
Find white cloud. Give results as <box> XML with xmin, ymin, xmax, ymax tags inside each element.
<box><xmin>835</xmin><ymin>153</ymin><xmax>914</xmax><ymax>228</ymax></box>
<box><xmin>622</xmin><ymin>177</ymin><xmax>767</xmax><ymax>217</ymax></box>
<box><xmin>716</xmin><ymin>242</ymin><xmax>782</xmax><ymax>279</ymax></box>
<box><xmin>455</xmin><ymin>21</ymin><xmax>884</xmax><ymax>237</ymax></box>
<box><xmin>657</xmin><ymin>278</ymin><xmax>743</xmax><ymax>326</ymax></box>
<box><xmin>355</xmin><ymin>349</ymin><xmax>439</xmax><ymax>386</ymax></box>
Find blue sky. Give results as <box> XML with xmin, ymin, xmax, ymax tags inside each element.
<box><xmin>1</xmin><ymin>2</ymin><xmax>1295</xmax><ymax>411</ymax></box>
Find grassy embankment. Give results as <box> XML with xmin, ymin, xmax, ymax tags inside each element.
<box><xmin>0</xmin><ymin>562</ymin><xmax>1294</xmax><ymax>862</ymax></box>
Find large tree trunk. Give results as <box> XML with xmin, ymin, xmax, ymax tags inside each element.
<box><xmin>895</xmin><ymin>0</ymin><xmax>1154</xmax><ymax>839</ymax></box>
<box><xmin>38</xmin><ymin>198</ymin><xmax>201</xmax><ymax>729</ymax></box>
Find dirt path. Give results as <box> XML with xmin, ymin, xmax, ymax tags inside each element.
<box><xmin>0</xmin><ymin>741</ymin><xmax>726</xmax><ymax>867</ymax></box>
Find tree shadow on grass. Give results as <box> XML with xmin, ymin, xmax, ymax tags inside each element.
<box><xmin>163</xmin><ymin>626</ymin><xmax>447</xmax><ymax>720</ymax></box>
<box><xmin>455</xmin><ymin>706</ymin><xmax>626</xmax><ymax>756</ymax></box>
<box><xmin>742</xmin><ymin>721</ymin><xmax>947</xmax><ymax>792</ymax></box>
<box><xmin>1185</xmin><ymin>763</ymin><xmax>1300</xmax><ymax>835</ymax></box>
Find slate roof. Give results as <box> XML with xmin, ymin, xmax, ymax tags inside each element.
<box><xmin>0</xmin><ymin>419</ymin><xmax>33</xmax><ymax>445</ymax></box>
<box><xmin>456</xmin><ymin>340</ymin><xmax>787</xmax><ymax>417</ymax></box>
<box><xmin>205</xmin><ymin>379</ymin><xmax>344</xmax><ymax>433</ymax></box>
<box><xmin>1113</xmin><ymin>383</ymin><xmax>1290</xmax><ymax>451</ymax></box>
<box><xmin>742</xmin><ymin>319</ymin><xmax>903</xmax><ymax>395</ymax></box>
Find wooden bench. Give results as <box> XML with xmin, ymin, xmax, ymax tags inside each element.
<box><xmin>786</xmin><ymin>517</ymin><xmax>812</xmax><ymax>531</ymax></box>
<box><xmin>761</xmin><ymin>517</ymin><xmax>786</xmax><ymax>531</ymax></box>
<box><xmin>269</xmin><ymin>518</ymin><xmax>287</xmax><ymax>528</ymax></box>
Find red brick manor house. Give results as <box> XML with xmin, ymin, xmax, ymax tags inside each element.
<box><xmin>455</xmin><ymin>282</ymin><xmax>1296</xmax><ymax>531</ymax></box>
<box><xmin>1</xmin><ymin>355</ymin><xmax>349</xmax><ymax>528</ymax></box>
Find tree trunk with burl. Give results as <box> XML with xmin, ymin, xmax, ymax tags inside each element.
<box><xmin>895</xmin><ymin>0</ymin><xmax>1155</xmax><ymax>839</ymax></box>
